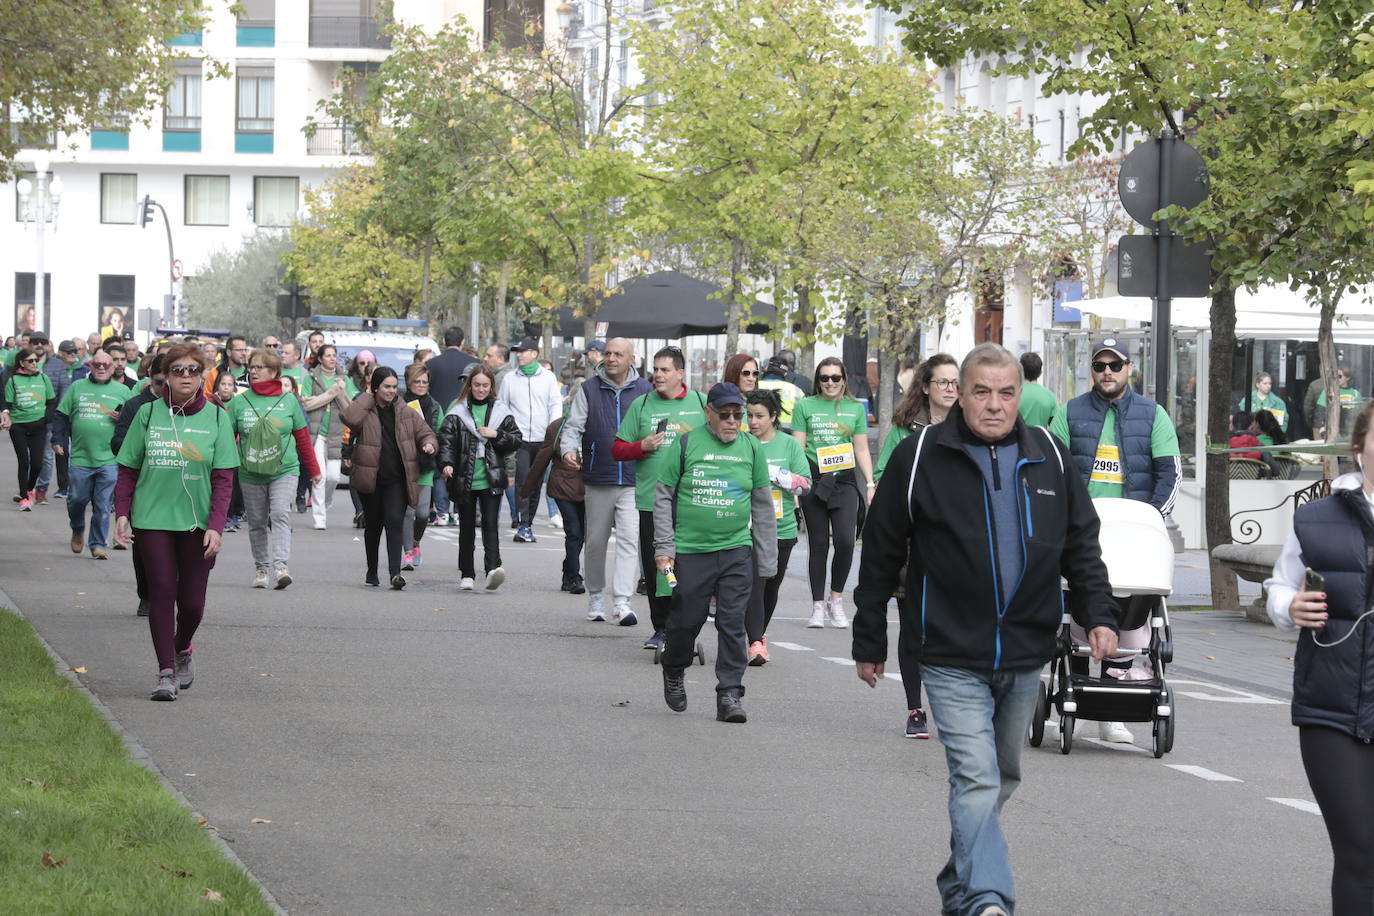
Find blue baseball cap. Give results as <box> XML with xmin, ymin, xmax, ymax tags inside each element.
<box><xmin>707</xmin><ymin>382</ymin><xmax>745</xmax><ymax>409</ymax></box>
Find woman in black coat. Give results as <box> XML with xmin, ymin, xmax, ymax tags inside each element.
<box><xmin>437</xmin><ymin>366</ymin><xmax>521</xmax><ymax>592</ymax></box>
<box><xmin>1266</xmin><ymin>398</ymin><xmax>1374</xmax><ymax>914</ymax></box>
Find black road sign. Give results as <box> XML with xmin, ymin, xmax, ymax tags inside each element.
<box><xmin>1118</xmin><ymin>140</ymin><xmax>1210</xmax><ymax>227</ymax></box>
<box><xmin>1117</xmin><ymin>235</ymin><xmax>1213</xmax><ymax>298</ymax></box>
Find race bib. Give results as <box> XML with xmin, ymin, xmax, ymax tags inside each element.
<box><xmin>816</xmin><ymin>442</ymin><xmax>856</xmax><ymax>472</ymax></box>
<box><xmin>1090</xmin><ymin>444</ymin><xmax>1124</xmax><ymax>486</ymax></box>
<box><xmin>771</xmin><ymin>488</ymin><xmax>784</xmax><ymax>518</ymax></box>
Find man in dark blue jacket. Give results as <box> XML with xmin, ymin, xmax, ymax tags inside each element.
<box><xmin>560</xmin><ymin>338</ymin><xmax>651</xmax><ymax>622</ymax></box>
<box><xmin>853</xmin><ymin>342</ymin><xmax>1118</xmax><ymax>916</ymax></box>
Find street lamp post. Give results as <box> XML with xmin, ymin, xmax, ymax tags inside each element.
<box><xmin>16</xmin><ymin>154</ymin><xmax>64</xmax><ymax>337</ymax></box>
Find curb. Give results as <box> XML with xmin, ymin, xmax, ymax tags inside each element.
<box><xmin>0</xmin><ymin>587</ymin><xmax>288</xmax><ymax>916</ymax></box>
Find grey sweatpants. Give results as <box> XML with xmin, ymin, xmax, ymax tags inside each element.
<box><xmin>582</xmin><ymin>484</ymin><xmax>639</xmax><ymax>598</ymax></box>
<box><xmin>242</xmin><ymin>475</ymin><xmax>297</xmax><ymax>572</ymax></box>
<box><xmin>661</xmin><ymin>545</ymin><xmax>753</xmax><ymax>696</ymax></box>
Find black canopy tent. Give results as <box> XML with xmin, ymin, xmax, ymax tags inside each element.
<box><xmin>549</xmin><ymin>271</ymin><xmax>777</xmax><ymax>339</ymax></box>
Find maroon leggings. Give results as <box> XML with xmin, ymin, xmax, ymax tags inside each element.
<box><xmin>137</xmin><ymin>528</ymin><xmax>217</xmax><ymax>670</ymax></box>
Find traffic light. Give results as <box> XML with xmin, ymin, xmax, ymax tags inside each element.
<box><xmin>139</xmin><ymin>196</ymin><xmax>156</xmax><ymax>228</ymax></box>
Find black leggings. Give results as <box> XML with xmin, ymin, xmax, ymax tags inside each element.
<box><xmin>897</xmin><ymin>624</ymin><xmax>922</xmax><ymax>711</ymax></box>
<box><xmin>746</xmin><ymin>538</ymin><xmax>797</xmax><ymax>643</ymax></box>
<box><xmin>1301</xmin><ymin>725</ymin><xmax>1374</xmax><ymax>914</ymax></box>
<box><xmin>799</xmin><ymin>483</ymin><xmax>860</xmax><ymax>601</ymax></box>
<box><xmin>455</xmin><ymin>488</ymin><xmax>503</xmax><ymax>579</ymax></box>
<box><xmin>10</xmin><ymin>419</ymin><xmax>47</xmax><ymax>494</ymax></box>
<box><xmin>638</xmin><ymin>509</ymin><xmax>673</xmax><ymax>631</ymax></box>
<box><xmin>360</xmin><ymin>481</ymin><xmax>408</xmax><ymax>579</ymax></box>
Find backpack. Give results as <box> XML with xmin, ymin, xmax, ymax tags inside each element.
<box><xmin>242</xmin><ymin>394</ymin><xmax>290</xmax><ymax>476</ymax></box>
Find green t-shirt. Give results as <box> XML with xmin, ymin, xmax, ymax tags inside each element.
<box><xmin>281</xmin><ymin>366</ymin><xmax>309</xmax><ymax>395</ymax></box>
<box><xmin>615</xmin><ymin>388</ymin><xmax>709</xmax><ymax>511</ymax></box>
<box><xmin>57</xmin><ymin>378</ymin><xmax>133</xmax><ymax>467</ymax></box>
<box><xmin>1315</xmin><ymin>387</ymin><xmax>1361</xmax><ymax>409</ymax></box>
<box><xmin>758</xmin><ymin>432</ymin><xmax>809</xmax><ymax>540</ymax></box>
<box><xmin>228</xmin><ymin>389</ymin><xmax>308</xmax><ymax>484</ymax></box>
<box><xmin>873</xmin><ymin>426</ymin><xmax>912</xmax><ymax>482</ymax></box>
<box><xmin>1019</xmin><ymin>381</ymin><xmax>1058</xmax><ymax>427</ymax></box>
<box><xmin>470</xmin><ymin>403</ymin><xmax>494</xmax><ymax>490</ymax></box>
<box><xmin>792</xmin><ymin>395</ymin><xmax>868</xmax><ymax>471</ymax></box>
<box><xmin>4</xmin><ymin>371</ymin><xmax>54</xmax><ymax>424</ymax></box>
<box><xmin>117</xmin><ymin>400</ymin><xmax>240</xmax><ymax>531</ymax></box>
<box><xmin>1238</xmin><ymin>390</ymin><xmax>1288</xmax><ymax>432</ymax></box>
<box><xmin>1049</xmin><ymin>403</ymin><xmax>1181</xmax><ymax>499</ymax></box>
<box><xmin>659</xmin><ymin>429</ymin><xmax>770</xmax><ymax>554</ymax></box>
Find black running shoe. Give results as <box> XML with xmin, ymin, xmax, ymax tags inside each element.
<box><xmin>663</xmin><ymin>669</ymin><xmax>686</xmax><ymax>712</ymax></box>
<box><xmin>905</xmin><ymin>709</ymin><xmax>930</xmax><ymax>739</ymax></box>
<box><xmin>643</xmin><ymin>629</ymin><xmax>665</xmax><ymax>651</ymax></box>
<box><xmin>716</xmin><ymin>694</ymin><xmax>747</xmax><ymax>724</ymax></box>
<box><xmin>390</xmin><ymin>574</ymin><xmax>406</xmax><ymax>590</ymax></box>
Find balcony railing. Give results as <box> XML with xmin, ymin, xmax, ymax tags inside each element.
<box><xmin>306</xmin><ymin>124</ymin><xmax>366</xmax><ymax>156</ymax></box>
<box><xmin>309</xmin><ymin>16</ymin><xmax>390</xmax><ymax>49</ymax></box>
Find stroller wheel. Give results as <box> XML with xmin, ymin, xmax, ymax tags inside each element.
<box><xmin>1058</xmin><ymin>715</ymin><xmax>1075</xmax><ymax>755</ymax></box>
<box><xmin>1153</xmin><ymin>710</ymin><xmax>1175</xmax><ymax>758</ymax></box>
<box><xmin>695</xmin><ymin>640</ymin><xmax>706</xmax><ymax>666</ymax></box>
<box><xmin>1028</xmin><ymin>681</ymin><xmax>1048</xmax><ymax>747</ymax></box>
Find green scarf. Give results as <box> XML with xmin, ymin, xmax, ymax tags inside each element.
<box><xmin>519</xmin><ymin>362</ymin><xmax>539</xmax><ymax>377</ymax></box>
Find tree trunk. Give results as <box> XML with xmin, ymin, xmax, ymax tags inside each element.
<box><xmin>1317</xmin><ymin>285</ymin><xmax>1341</xmax><ymax>478</ymax></box>
<box><xmin>494</xmin><ymin>260</ymin><xmax>512</xmax><ymax>346</ymax></box>
<box><xmin>725</xmin><ymin>237</ymin><xmax>745</xmax><ymax>358</ymax></box>
<box><xmin>794</xmin><ymin>285</ymin><xmax>816</xmax><ymax>378</ymax></box>
<box><xmin>1205</xmin><ymin>284</ymin><xmax>1240</xmax><ymax>609</ymax></box>
<box><xmin>876</xmin><ymin>298</ymin><xmax>897</xmax><ymax>449</ymax></box>
<box><xmin>419</xmin><ymin>241</ymin><xmax>432</xmax><ymax>321</ymax></box>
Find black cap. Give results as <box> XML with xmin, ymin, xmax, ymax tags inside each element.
<box><xmin>512</xmin><ymin>337</ymin><xmax>539</xmax><ymax>352</ymax></box>
<box><xmin>707</xmin><ymin>382</ymin><xmax>745</xmax><ymax>409</ymax></box>
<box><xmin>57</xmin><ymin>340</ymin><xmax>78</xmax><ymax>354</ymax></box>
<box><xmin>1091</xmin><ymin>336</ymin><xmax>1129</xmax><ymax>362</ymax></box>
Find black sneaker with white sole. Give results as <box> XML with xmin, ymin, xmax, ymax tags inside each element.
<box><xmin>905</xmin><ymin>709</ymin><xmax>930</xmax><ymax>739</ymax></box>
<box><xmin>663</xmin><ymin>669</ymin><xmax>686</xmax><ymax>711</ymax></box>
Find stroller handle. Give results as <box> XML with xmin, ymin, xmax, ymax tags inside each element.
<box><xmin>1069</xmin><ymin>644</ymin><xmax>1149</xmax><ymax>658</ymax></box>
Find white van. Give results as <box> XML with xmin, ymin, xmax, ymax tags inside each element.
<box><xmin>296</xmin><ymin>316</ymin><xmax>441</xmax><ymax>375</ymax></box>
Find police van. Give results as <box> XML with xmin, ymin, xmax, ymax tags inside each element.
<box><xmin>296</xmin><ymin>316</ymin><xmax>440</xmax><ymax>373</ymax></box>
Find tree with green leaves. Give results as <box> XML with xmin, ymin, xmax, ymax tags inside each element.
<box><xmin>183</xmin><ymin>234</ymin><xmax>293</xmax><ymax>344</ymax></box>
<box><xmin>0</xmin><ymin>0</ymin><xmax>210</xmax><ymax>174</ymax></box>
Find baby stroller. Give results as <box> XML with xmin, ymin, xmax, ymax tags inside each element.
<box><xmin>1028</xmin><ymin>498</ymin><xmax>1176</xmax><ymax>758</ymax></box>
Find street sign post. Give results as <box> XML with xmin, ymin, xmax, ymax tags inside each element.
<box><xmin>1117</xmin><ymin>133</ymin><xmax>1211</xmax><ymax>406</ymax></box>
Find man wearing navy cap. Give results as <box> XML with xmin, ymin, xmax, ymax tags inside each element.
<box><xmin>653</xmin><ymin>381</ymin><xmax>777</xmax><ymax>723</ymax></box>
<box><xmin>1050</xmin><ymin>335</ymin><xmax>1180</xmax><ymax>743</ymax></box>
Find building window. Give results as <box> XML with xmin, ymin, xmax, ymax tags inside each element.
<box><xmin>98</xmin><ymin>275</ymin><xmax>136</xmax><ymax>339</ymax></box>
<box><xmin>253</xmin><ymin>176</ymin><xmax>298</xmax><ymax>227</ymax></box>
<box><xmin>165</xmin><ymin>61</ymin><xmax>202</xmax><ymax>131</ymax></box>
<box><xmin>237</xmin><ymin>67</ymin><xmax>275</xmax><ymax>132</ymax></box>
<box><xmin>100</xmin><ymin>174</ymin><xmax>137</xmax><ymax>224</ymax></box>
<box><xmin>186</xmin><ymin>175</ymin><xmax>230</xmax><ymax>226</ymax></box>
<box><xmin>14</xmin><ymin>273</ymin><xmax>52</xmax><ymax>336</ymax></box>
<box><xmin>485</xmin><ymin>0</ymin><xmax>543</xmax><ymax>50</ymax></box>
<box><xmin>238</xmin><ymin>0</ymin><xmax>276</xmax><ymax>45</ymax></box>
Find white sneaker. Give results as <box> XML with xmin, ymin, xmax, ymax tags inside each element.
<box><xmin>975</xmin><ymin>905</ymin><xmax>1010</xmax><ymax>916</ymax></box>
<box><xmin>611</xmin><ymin>597</ymin><xmax>634</xmax><ymax>624</ymax></box>
<box><xmin>459</xmin><ymin>577</ymin><xmax>475</xmax><ymax>591</ymax></box>
<box><xmin>827</xmin><ymin>595</ymin><xmax>849</xmax><ymax>628</ymax></box>
<box><xmin>1099</xmin><ymin>721</ymin><xmax>1134</xmax><ymax>743</ymax></box>
<box><xmin>587</xmin><ymin>593</ymin><xmax>606</xmax><ymax>621</ymax></box>
<box><xmin>549</xmin><ymin>514</ymin><xmax>564</xmax><ymax>529</ymax></box>
<box><xmin>252</xmin><ymin>569</ymin><xmax>269</xmax><ymax>589</ymax></box>
<box><xmin>484</xmin><ymin>567</ymin><xmax>505</xmax><ymax>591</ymax></box>
<box><xmin>807</xmin><ymin>601</ymin><xmax>826</xmax><ymax>628</ymax></box>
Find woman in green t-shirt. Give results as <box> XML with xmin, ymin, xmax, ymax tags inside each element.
<box><xmin>400</xmin><ymin>363</ymin><xmax>443</xmax><ymax>572</ymax></box>
<box><xmin>437</xmin><ymin>367</ymin><xmax>522</xmax><ymax>591</ymax></box>
<box><xmin>0</xmin><ymin>346</ymin><xmax>57</xmax><ymax>509</ymax></box>
<box><xmin>744</xmin><ymin>389</ymin><xmax>810</xmax><ymax>665</ymax></box>
<box><xmin>230</xmin><ymin>349</ymin><xmax>322</xmax><ymax>591</ymax></box>
<box><xmin>113</xmin><ymin>342</ymin><xmax>240</xmax><ymax>702</ymax></box>
<box><xmin>791</xmin><ymin>357</ymin><xmax>874</xmax><ymax>629</ymax></box>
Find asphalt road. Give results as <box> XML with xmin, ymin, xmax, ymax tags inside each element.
<box><xmin>2</xmin><ymin>481</ymin><xmax>1330</xmax><ymax>914</ymax></box>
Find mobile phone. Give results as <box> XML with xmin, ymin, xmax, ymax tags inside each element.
<box><xmin>1305</xmin><ymin>569</ymin><xmax>1326</xmax><ymax>593</ymax></box>
<box><xmin>655</xmin><ymin>419</ymin><xmax>668</xmax><ymax>434</ymax></box>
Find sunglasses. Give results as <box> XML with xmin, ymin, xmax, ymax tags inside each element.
<box><xmin>818</xmin><ymin>374</ymin><xmax>844</xmax><ymax>383</ymax></box>
<box><xmin>738</xmin><ymin>369</ymin><xmax>760</xmax><ymax>377</ymax></box>
<box><xmin>168</xmin><ymin>364</ymin><xmax>204</xmax><ymax>377</ymax></box>
<box><xmin>714</xmin><ymin>409</ymin><xmax>743</xmax><ymax>420</ymax></box>
<box><xmin>89</xmin><ymin>361</ymin><xmax>114</xmax><ymax>369</ymax></box>
<box><xmin>19</xmin><ymin>357</ymin><xmax>38</xmax><ymax>364</ymax></box>
<box><xmin>1092</xmin><ymin>360</ymin><xmax>1126</xmax><ymax>373</ymax></box>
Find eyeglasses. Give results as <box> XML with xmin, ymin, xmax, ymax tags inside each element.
<box><xmin>248</xmin><ymin>365</ymin><xmax>269</xmax><ymax>372</ymax></box>
<box><xmin>89</xmin><ymin>362</ymin><xmax>114</xmax><ymax>370</ymax></box>
<box><xmin>19</xmin><ymin>357</ymin><xmax>38</xmax><ymax>365</ymax></box>
<box><xmin>818</xmin><ymin>374</ymin><xmax>844</xmax><ymax>383</ymax></box>
<box><xmin>929</xmin><ymin>378</ymin><xmax>958</xmax><ymax>390</ymax></box>
<box><xmin>714</xmin><ymin>409</ymin><xmax>743</xmax><ymax>420</ymax></box>
<box><xmin>739</xmin><ymin>369</ymin><xmax>760</xmax><ymax>377</ymax></box>
<box><xmin>168</xmin><ymin>364</ymin><xmax>204</xmax><ymax>377</ymax></box>
<box><xmin>1091</xmin><ymin>360</ymin><xmax>1126</xmax><ymax>373</ymax></box>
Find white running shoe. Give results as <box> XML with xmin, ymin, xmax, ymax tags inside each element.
<box><xmin>252</xmin><ymin>569</ymin><xmax>270</xmax><ymax>589</ymax></box>
<box><xmin>1099</xmin><ymin>721</ymin><xmax>1134</xmax><ymax>743</ymax></box>
<box><xmin>587</xmin><ymin>593</ymin><xmax>606</xmax><ymax>621</ymax></box>
<box><xmin>807</xmin><ymin>601</ymin><xmax>826</xmax><ymax>628</ymax></box>
<box><xmin>459</xmin><ymin>577</ymin><xmax>475</xmax><ymax>591</ymax></box>
<box><xmin>549</xmin><ymin>513</ymin><xmax>564</xmax><ymax>529</ymax></box>
<box><xmin>827</xmin><ymin>595</ymin><xmax>849</xmax><ymax>628</ymax></box>
<box><xmin>484</xmin><ymin>567</ymin><xmax>505</xmax><ymax>591</ymax></box>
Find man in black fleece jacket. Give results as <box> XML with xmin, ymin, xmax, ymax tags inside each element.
<box><xmin>852</xmin><ymin>342</ymin><xmax>1118</xmax><ymax>916</ymax></box>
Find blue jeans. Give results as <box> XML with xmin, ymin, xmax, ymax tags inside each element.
<box><xmin>67</xmin><ymin>464</ymin><xmax>117</xmax><ymax>550</ymax></box>
<box><xmin>922</xmin><ymin>663</ymin><xmax>1041</xmax><ymax>916</ymax></box>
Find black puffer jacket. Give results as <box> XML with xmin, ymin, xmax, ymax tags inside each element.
<box><xmin>1290</xmin><ymin>485</ymin><xmax>1374</xmax><ymax>739</ymax></box>
<box><xmin>437</xmin><ymin>399</ymin><xmax>521</xmax><ymax>494</ymax></box>
<box><xmin>853</xmin><ymin>406</ymin><xmax>1118</xmax><ymax>672</ymax></box>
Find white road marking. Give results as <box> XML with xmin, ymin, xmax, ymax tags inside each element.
<box><xmin>1078</xmin><ymin>736</ymin><xmax>1151</xmax><ymax>754</ymax></box>
<box><xmin>1170</xmin><ymin>679</ymin><xmax>1284</xmax><ymax>705</ymax></box>
<box><xmin>768</xmin><ymin>641</ymin><xmax>813</xmax><ymax>652</ymax></box>
<box><xmin>1165</xmin><ymin>764</ymin><xmax>1242</xmax><ymax>782</ymax></box>
<box><xmin>1267</xmin><ymin>797</ymin><xmax>1321</xmax><ymax>815</ymax></box>
<box><xmin>821</xmin><ymin>657</ymin><xmax>854</xmax><ymax>666</ymax></box>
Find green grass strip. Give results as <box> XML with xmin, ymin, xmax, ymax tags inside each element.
<box><xmin>0</xmin><ymin>610</ymin><xmax>275</xmax><ymax>914</ymax></box>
